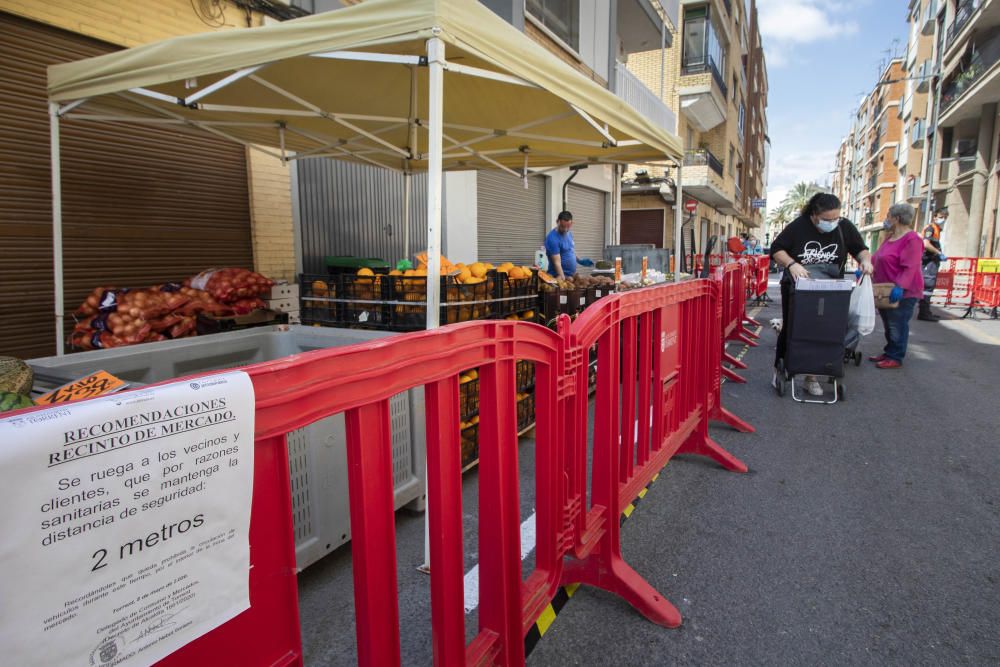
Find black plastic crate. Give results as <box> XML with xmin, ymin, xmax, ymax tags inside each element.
<box><xmin>492</xmin><ymin>269</ymin><xmax>540</xmax><ymax>317</ymax></box>
<box><xmin>516</xmin><ymin>393</ymin><xmax>535</xmax><ymax>433</ymax></box>
<box><xmin>516</xmin><ymin>360</ymin><xmax>535</xmax><ymax>392</ymax></box>
<box><xmin>299</xmin><ymin>273</ymin><xmax>390</xmax><ymax>328</ymax></box>
<box><xmin>460</xmin><ymin>422</ymin><xmax>479</xmax><ymax>470</ymax></box>
<box><xmin>459</xmin><ymin>370</ymin><xmax>480</xmax><ymax>420</ymax></box>
<box><xmin>585</xmin><ymin>283</ymin><xmax>615</xmax><ymax>306</ymax></box>
<box><xmin>537</xmin><ymin>286</ymin><xmax>587</xmax><ymax>327</ymax></box>
<box><xmin>383</xmin><ymin>274</ymin><xmax>492</xmax><ymax>330</ymax></box>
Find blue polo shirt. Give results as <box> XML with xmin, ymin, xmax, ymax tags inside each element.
<box><xmin>545</xmin><ymin>227</ymin><xmax>577</xmax><ymax>276</ymax></box>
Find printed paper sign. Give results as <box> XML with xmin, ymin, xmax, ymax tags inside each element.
<box><xmin>0</xmin><ymin>372</ymin><xmax>254</xmax><ymax>667</ymax></box>
<box><xmin>35</xmin><ymin>370</ymin><xmax>129</xmax><ymax>406</ymax></box>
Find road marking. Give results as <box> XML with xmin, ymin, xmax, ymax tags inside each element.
<box><xmin>463</xmin><ymin>513</ymin><xmax>536</xmax><ymax>613</ymax></box>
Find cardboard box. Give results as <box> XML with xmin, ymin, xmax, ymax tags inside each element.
<box><xmin>268</xmin><ymin>283</ymin><xmax>300</xmax><ymax>300</ymax></box>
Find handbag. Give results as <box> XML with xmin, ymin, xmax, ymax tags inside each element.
<box><xmin>872</xmin><ymin>282</ymin><xmax>899</xmax><ymax>310</ymax></box>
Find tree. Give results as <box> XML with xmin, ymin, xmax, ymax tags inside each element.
<box><xmin>779</xmin><ymin>181</ymin><xmax>827</xmax><ymax>218</ymax></box>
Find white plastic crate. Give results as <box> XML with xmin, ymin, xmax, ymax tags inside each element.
<box><xmin>29</xmin><ymin>325</ymin><xmax>426</xmax><ymax>571</ymax></box>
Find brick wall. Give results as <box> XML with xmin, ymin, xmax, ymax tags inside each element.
<box><xmin>525</xmin><ymin>20</ymin><xmax>606</xmax><ymax>86</ymax></box>
<box><xmin>0</xmin><ymin>0</ymin><xmax>298</xmax><ymax>280</ymax></box>
<box><xmin>248</xmin><ymin>150</ymin><xmax>296</xmax><ymax>281</ymax></box>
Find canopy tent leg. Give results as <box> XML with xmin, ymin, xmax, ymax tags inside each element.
<box><xmin>420</xmin><ymin>35</ymin><xmax>446</xmax><ymax>574</ymax></box>
<box><xmin>49</xmin><ymin>102</ymin><xmax>65</xmax><ymax>356</ymax></box>
<box><xmin>403</xmin><ymin>172</ymin><xmax>412</xmax><ymax>261</ymax></box>
<box><xmin>674</xmin><ymin>160</ymin><xmax>683</xmax><ymax>283</ymax></box>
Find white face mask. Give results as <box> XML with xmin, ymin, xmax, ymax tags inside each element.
<box><xmin>816</xmin><ymin>219</ymin><xmax>839</xmax><ymax>233</ymax></box>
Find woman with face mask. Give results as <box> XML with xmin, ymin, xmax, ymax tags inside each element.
<box><xmin>770</xmin><ymin>193</ymin><xmax>873</xmax><ymax>395</ymax></box>
<box><xmin>870</xmin><ymin>203</ymin><xmax>924</xmax><ymax>368</ymax></box>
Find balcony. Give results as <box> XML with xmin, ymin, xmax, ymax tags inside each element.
<box><xmin>678</xmin><ymin>57</ymin><xmax>728</xmax><ymax>132</ymax></box>
<box><xmin>934</xmin><ymin>156</ymin><xmax>978</xmax><ymax>189</ymax></box>
<box><xmin>911</xmin><ymin>119</ymin><xmax>926</xmax><ymax>147</ymax></box>
<box><xmin>922</xmin><ymin>0</ymin><xmax>937</xmax><ymax>35</ymax></box>
<box><xmin>867</xmin><ymin>173</ymin><xmax>878</xmax><ymax>192</ymax></box>
<box><xmin>907</xmin><ymin>177</ymin><xmax>921</xmax><ymax>200</ymax></box>
<box><xmin>916</xmin><ymin>60</ymin><xmax>933</xmax><ymax>92</ymax></box>
<box><xmin>947</xmin><ymin>1</ymin><xmax>980</xmax><ymax>50</ymax></box>
<box><xmin>940</xmin><ymin>37</ymin><xmax>1000</xmax><ymax>120</ymax></box>
<box><xmin>864</xmin><ymin>212</ymin><xmax>874</xmax><ymax>227</ymax></box>
<box><xmin>617</xmin><ymin>0</ymin><xmax>670</xmax><ymax>54</ymax></box>
<box><xmin>616</xmin><ymin>64</ymin><xmax>677</xmax><ymax>134</ymax></box>
<box><xmin>681</xmin><ymin>148</ymin><xmax>733</xmax><ymax>210</ymax></box>
<box><xmin>684</xmin><ymin>148</ymin><xmax>724</xmax><ymax>176</ymax></box>
<box><xmin>869</xmin><ymin>139</ymin><xmax>881</xmax><ymax>157</ymax></box>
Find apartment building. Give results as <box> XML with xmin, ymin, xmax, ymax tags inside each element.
<box><xmin>896</xmin><ymin>0</ymin><xmax>938</xmax><ymax>221</ymax></box>
<box><xmin>835</xmin><ymin>59</ymin><xmax>906</xmax><ymax>249</ymax></box>
<box><xmin>622</xmin><ymin>0</ymin><xmax>769</xmax><ymax>252</ymax></box>
<box><xmin>926</xmin><ymin>0</ymin><xmax>1000</xmax><ymax>257</ymax></box>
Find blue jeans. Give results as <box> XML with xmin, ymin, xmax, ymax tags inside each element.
<box><xmin>879</xmin><ymin>297</ymin><xmax>918</xmax><ymax>362</ymax></box>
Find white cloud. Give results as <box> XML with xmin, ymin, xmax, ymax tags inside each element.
<box><xmin>758</xmin><ymin>0</ymin><xmax>859</xmax><ymax>66</ymax></box>
<box><xmin>765</xmin><ymin>148</ymin><xmax>837</xmax><ymax>213</ymax></box>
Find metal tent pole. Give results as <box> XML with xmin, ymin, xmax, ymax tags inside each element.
<box><xmin>403</xmin><ymin>172</ymin><xmax>412</xmax><ymax>260</ymax></box>
<box><xmin>419</xmin><ymin>34</ymin><xmax>446</xmax><ymax>574</ymax></box>
<box><xmin>674</xmin><ymin>160</ymin><xmax>683</xmax><ymax>282</ymax></box>
<box><xmin>49</xmin><ymin>102</ymin><xmax>65</xmax><ymax>356</ymax></box>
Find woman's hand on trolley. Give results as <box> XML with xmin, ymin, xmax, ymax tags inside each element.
<box><xmin>786</xmin><ymin>262</ymin><xmax>810</xmax><ymax>281</ymax></box>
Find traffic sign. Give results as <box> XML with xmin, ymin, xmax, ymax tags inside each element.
<box><xmin>684</xmin><ymin>199</ymin><xmax>698</xmax><ymax>213</ymax></box>
<box><xmin>751</xmin><ymin>198</ymin><xmax>767</xmax><ymax>209</ymax></box>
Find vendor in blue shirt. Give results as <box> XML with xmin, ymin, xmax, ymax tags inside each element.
<box><xmin>545</xmin><ymin>210</ymin><xmax>593</xmax><ymax>279</ymax></box>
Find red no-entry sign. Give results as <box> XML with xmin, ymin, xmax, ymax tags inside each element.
<box><xmin>684</xmin><ymin>199</ymin><xmax>697</xmax><ymax>213</ymax></box>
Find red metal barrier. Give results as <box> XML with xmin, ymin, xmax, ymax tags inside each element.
<box><xmin>7</xmin><ymin>283</ymin><xmax>759</xmax><ymax>666</ymax></box>
<box><xmin>751</xmin><ymin>255</ymin><xmax>770</xmax><ymax>305</ymax></box>
<box><xmin>247</xmin><ymin>320</ymin><xmax>569</xmax><ymax>666</ymax></box>
<box><xmin>969</xmin><ymin>271</ymin><xmax>1000</xmax><ymax>318</ymax></box>
<box><xmin>932</xmin><ymin>257</ymin><xmax>978</xmax><ymax>307</ymax></box>
<box><xmin>558</xmin><ymin>280</ymin><xmax>749</xmax><ymax>633</ymax></box>
<box><xmin>705</xmin><ymin>264</ymin><xmax>756</xmax><ymax>434</ymax></box>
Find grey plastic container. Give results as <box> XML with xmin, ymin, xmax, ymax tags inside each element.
<box><xmin>603</xmin><ymin>244</ymin><xmax>672</xmax><ymax>275</ymax></box>
<box><xmin>29</xmin><ymin>325</ymin><xmax>426</xmax><ymax>571</ymax></box>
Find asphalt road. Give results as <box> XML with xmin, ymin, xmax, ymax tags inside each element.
<box><xmin>296</xmin><ymin>286</ymin><xmax>1000</xmax><ymax>665</ymax></box>
<box><xmin>528</xmin><ymin>289</ymin><xmax>1000</xmax><ymax>666</ymax></box>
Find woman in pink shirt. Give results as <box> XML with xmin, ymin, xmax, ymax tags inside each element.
<box><xmin>871</xmin><ymin>203</ymin><xmax>924</xmax><ymax>369</ymax></box>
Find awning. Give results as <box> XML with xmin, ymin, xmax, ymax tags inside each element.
<box><xmin>47</xmin><ymin>0</ymin><xmax>682</xmax><ymax>173</ymax></box>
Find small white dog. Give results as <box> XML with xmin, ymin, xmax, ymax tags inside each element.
<box><xmin>769</xmin><ymin>318</ymin><xmax>783</xmax><ymax>333</ymax></box>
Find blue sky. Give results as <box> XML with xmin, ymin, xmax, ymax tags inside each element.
<box><xmin>759</xmin><ymin>0</ymin><xmax>909</xmax><ymax>213</ymax></box>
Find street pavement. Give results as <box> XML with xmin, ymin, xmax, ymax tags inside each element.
<box><xmin>296</xmin><ymin>284</ymin><xmax>1000</xmax><ymax>665</ymax></box>
<box><xmin>528</xmin><ymin>287</ymin><xmax>1000</xmax><ymax>666</ymax></box>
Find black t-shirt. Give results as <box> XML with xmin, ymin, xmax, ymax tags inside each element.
<box><xmin>770</xmin><ymin>215</ymin><xmax>867</xmax><ymax>277</ymax></box>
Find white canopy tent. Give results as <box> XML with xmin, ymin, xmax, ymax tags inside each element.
<box><xmin>47</xmin><ymin>0</ymin><xmax>688</xmax><ymax>571</ymax></box>
<box><xmin>47</xmin><ymin>0</ymin><xmax>685</xmax><ymax>356</ymax></box>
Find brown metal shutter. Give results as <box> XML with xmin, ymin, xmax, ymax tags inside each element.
<box><xmin>0</xmin><ymin>13</ymin><xmax>252</xmax><ymax>359</ymax></box>
<box><xmin>566</xmin><ymin>184</ymin><xmax>607</xmax><ymax>262</ymax></box>
<box><xmin>621</xmin><ymin>209</ymin><xmax>665</xmax><ymax>247</ymax></box>
<box><xmin>477</xmin><ymin>170</ymin><xmax>547</xmax><ymax>266</ymax></box>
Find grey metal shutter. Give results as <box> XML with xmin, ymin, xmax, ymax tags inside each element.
<box><xmin>566</xmin><ymin>184</ymin><xmax>607</xmax><ymax>262</ymax></box>
<box><xmin>477</xmin><ymin>171</ymin><xmax>546</xmax><ymax>266</ymax></box>
<box><xmin>0</xmin><ymin>13</ymin><xmax>251</xmax><ymax>359</ymax></box>
<box><xmin>295</xmin><ymin>158</ymin><xmax>432</xmax><ymax>274</ymax></box>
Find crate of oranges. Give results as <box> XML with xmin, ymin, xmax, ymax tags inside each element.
<box><xmin>299</xmin><ymin>269</ymin><xmax>391</xmax><ymax>328</ymax></box>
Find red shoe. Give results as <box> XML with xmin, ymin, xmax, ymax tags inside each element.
<box><xmin>868</xmin><ymin>354</ymin><xmax>886</xmax><ymax>362</ymax></box>
<box><xmin>875</xmin><ymin>358</ymin><xmax>902</xmax><ymax>369</ymax></box>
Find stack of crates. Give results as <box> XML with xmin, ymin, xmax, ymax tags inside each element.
<box><xmin>300</xmin><ymin>272</ymin><xmax>492</xmax><ymax>330</ymax></box>
<box><xmin>493</xmin><ymin>269</ymin><xmax>540</xmax><ymax>320</ymax></box>
<box><xmin>456</xmin><ymin>360</ymin><xmax>536</xmax><ymax>470</ymax></box>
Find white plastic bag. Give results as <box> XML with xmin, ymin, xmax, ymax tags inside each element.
<box><xmin>850</xmin><ymin>276</ymin><xmax>876</xmax><ymax>336</ymax></box>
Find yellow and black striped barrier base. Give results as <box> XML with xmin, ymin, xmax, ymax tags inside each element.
<box><xmin>523</xmin><ymin>471</ymin><xmax>663</xmax><ymax>657</ymax></box>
